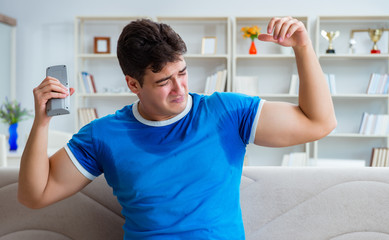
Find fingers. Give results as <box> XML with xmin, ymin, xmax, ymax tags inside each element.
<box><xmin>33</xmin><ymin>77</ymin><xmax>70</xmax><ymax>113</ymax></box>
<box><xmin>267</xmin><ymin>16</ymin><xmax>304</xmax><ymax>42</ymax></box>
<box><xmin>38</xmin><ymin>77</ymin><xmax>68</xmax><ymax>94</ymax></box>
<box><xmin>35</xmin><ymin>77</ymin><xmax>69</xmax><ymax>99</ymax></box>
<box><xmin>32</xmin><ymin>77</ymin><xmax>72</xmax><ymax>124</ymax></box>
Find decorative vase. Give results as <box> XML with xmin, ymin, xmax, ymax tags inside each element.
<box><xmin>249</xmin><ymin>40</ymin><xmax>257</xmax><ymax>55</ymax></box>
<box><xmin>8</xmin><ymin>123</ymin><xmax>18</xmax><ymax>151</ymax></box>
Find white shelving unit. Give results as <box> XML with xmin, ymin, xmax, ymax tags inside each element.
<box><xmin>74</xmin><ymin>16</ymin><xmax>232</xmax><ymax>131</ymax></box>
<box><xmin>74</xmin><ymin>15</ymin><xmax>389</xmax><ymax>167</ymax></box>
<box><xmin>232</xmin><ymin>16</ymin><xmax>310</xmax><ymax>166</ymax></box>
<box><xmin>156</xmin><ymin>16</ymin><xmax>231</xmax><ymax>93</ymax></box>
<box><xmin>74</xmin><ymin>16</ymin><xmax>142</xmax><ymax>130</ymax></box>
<box><xmin>314</xmin><ymin>16</ymin><xmax>389</xmax><ymax>165</ymax></box>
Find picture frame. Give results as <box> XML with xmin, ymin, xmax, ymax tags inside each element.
<box><xmin>201</xmin><ymin>37</ymin><xmax>217</xmax><ymax>54</ymax></box>
<box><xmin>94</xmin><ymin>37</ymin><xmax>111</xmax><ymax>54</ymax></box>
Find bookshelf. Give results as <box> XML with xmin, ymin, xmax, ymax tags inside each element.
<box><xmin>74</xmin><ymin>16</ymin><xmax>143</xmax><ymax>130</ymax></box>
<box><xmin>74</xmin><ymin>15</ymin><xmax>389</xmax><ymax>167</ymax></box>
<box><xmin>232</xmin><ymin>16</ymin><xmax>310</xmax><ymax>165</ymax></box>
<box><xmin>74</xmin><ymin>16</ymin><xmax>231</xmax><ymax>131</ymax></box>
<box><xmin>314</xmin><ymin>16</ymin><xmax>389</xmax><ymax>165</ymax></box>
<box><xmin>155</xmin><ymin>16</ymin><xmax>231</xmax><ymax>93</ymax></box>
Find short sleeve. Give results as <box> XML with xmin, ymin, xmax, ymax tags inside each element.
<box><xmin>208</xmin><ymin>92</ymin><xmax>262</xmax><ymax>145</ymax></box>
<box><xmin>66</xmin><ymin>123</ymin><xmax>102</xmax><ymax>180</ymax></box>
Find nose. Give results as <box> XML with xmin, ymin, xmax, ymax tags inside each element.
<box><xmin>171</xmin><ymin>77</ymin><xmax>185</xmax><ymax>94</ymax></box>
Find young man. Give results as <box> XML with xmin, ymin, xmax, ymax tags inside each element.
<box><xmin>18</xmin><ymin>17</ymin><xmax>336</xmax><ymax>239</ymax></box>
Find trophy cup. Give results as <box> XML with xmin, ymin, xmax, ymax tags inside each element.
<box><xmin>350</xmin><ymin>28</ymin><xmax>389</xmax><ymax>54</ymax></box>
<box><xmin>321</xmin><ymin>30</ymin><xmax>340</xmax><ymax>54</ymax></box>
<box><xmin>368</xmin><ymin>28</ymin><xmax>383</xmax><ymax>54</ymax></box>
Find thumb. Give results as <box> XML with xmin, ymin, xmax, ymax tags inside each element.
<box><xmin>257</xmin><ymin>34</ymin><xmax>277</xmax><ymax>43</ymax></box>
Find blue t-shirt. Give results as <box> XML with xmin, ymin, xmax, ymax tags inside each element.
<box><xmin>65</xmin><ymin>92</ymin><xmax>263</xmax><ymax>239</ymax></box>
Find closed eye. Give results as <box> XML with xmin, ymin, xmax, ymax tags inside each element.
<box><xmin>179</xmin><ymin>66</ymin><xmax>187</xmax><ymax>75</ymax></box>
<box><xmin>158</xmin><ymin>80</ymin><xmax>169</xmax><ymax>86</ymax></box>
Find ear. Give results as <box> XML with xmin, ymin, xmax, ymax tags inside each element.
<box><xmin>125</xmin><ymin>75</ymin><xmax>141</xmax><ymax>94</ymax></box>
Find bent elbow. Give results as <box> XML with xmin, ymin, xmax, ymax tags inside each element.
<box><xmin>327</xmin><ymin>116</ymin><xmax>338</xmax><ymax>135</ymax></box>
<box><xmin>17</xmin><ymin>190</ymin><xmax>47</xmax><ymax>209</ymax></box>
<box><xmin>318</xmin><ymin>117</ymin><xmax>338</xmax><ymax>139</ymax></box>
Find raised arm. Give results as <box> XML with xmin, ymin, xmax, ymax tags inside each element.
<box><xmin>18</xmin><ymin>77</ymin><xmax>91</xmax><ymax>209</ymax></box>
<box><xmin>254</xmin><ymin>17</ymin><xmax>337</xmax><ymax>147</ymax></box>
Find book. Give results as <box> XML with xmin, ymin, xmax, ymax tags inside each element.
<box><xmin>289</xmin><ymin>74</ymin><xmax>299</xmax><ymax>95</ymax></box>
<box><xmin>312</xmin><ymin>158</ymin><xmax>365</xmax><ymax>167</ymax></box>
<box><xmin>78</xmin><ymin>108</ymin><xmax>98</xmax><ymax>127</ymax></box>
<box><xmin>383</xmin><ymin>74</ymin><xmax>389</xmax><ymax>94</ymax></box>
<box><xmin>370</xmin><ymin>148</ymin><xmax>389</xmax><ymax>167</ymax></box>
<box><xmin>358</xmin><ymin>112</ymin><xmax>369</xmax><ymax>134</ymax></box>
<box><xmin>204</xmin><ymin>69</ymin><xmax>227</xmax><ymax>94</ymax></box>
<box><xmin>78</xmin><ymin>72</ymin><xmax>86</xmax><ymax>93</ymax></box>
<box><xmin>281</xmin><ymin>152</ymin><xmax>308</xmax><ymax>166</ymax></box>
<box><xmin>235</xmin><ymin>76</ymin><xmax>258</xmax><ymax>96</ymax></box>
<box><xmin>289</xmin><ymin>73</ymin><xmax>336</xmax><ymax>95</ymax></box>
<box><xmin>367</xmin><ymin>73</ymin><xmax>389</xmax><ymax>94</ymax></box>
<box><xmin>216</xmin><ymin>69</ymin><xmax>227</xmax><ymax>92</ymax></box>
<box><xmin>359</xmin><ymin>113</ymin><xmax>389</xmax><ymax>135</ymax></box>
<box><xmin>328</xmin><ymin>74</ymin><xmax>336</xmax><ymax>94</ymax></box>
<box><xmin>80</xmin><ymin>72</ymin><xmax>97</xmax><ymax>93</ymax></box>
<box><xmin>81</xmin><ymin>72</ymin><xmax>91</xmax><ymax>93</ymax></box>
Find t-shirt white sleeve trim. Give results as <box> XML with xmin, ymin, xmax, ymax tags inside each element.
<box><xmin>64</xmin><ymin>144</ymin><xmax>96</xmax><ymax>181</ymax></box>
<box><xmin>249</xmin><ymin>99</ymin><xmax>266</xmax><ymax>144</ymax></box>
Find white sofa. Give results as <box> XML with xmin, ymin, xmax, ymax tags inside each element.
<box><xmin>1</xmin><ymin>167</ymin><xmax>389</xmax><ymax>239</ymax></box>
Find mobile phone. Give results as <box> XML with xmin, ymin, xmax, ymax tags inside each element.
<box><xmin>46</xmin><ymin>65</ymin><xmax>70</xmax><ymax>116</ymax></box>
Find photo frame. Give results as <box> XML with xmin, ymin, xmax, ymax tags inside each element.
<box><xmin>94</xmin><ymin>37</ymin><xmax>111</xmax><ymax>54</ymax></box>
<box><xmin>201</xmin><ymin>37</ymin><xmax>217</xmax><ymax>54</ymax></box>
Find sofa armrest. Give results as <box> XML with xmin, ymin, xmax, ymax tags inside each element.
<box><xmin>0</xmin><ymin>168</ymin><xmax>124</xmax><ymax>240</ymax></box>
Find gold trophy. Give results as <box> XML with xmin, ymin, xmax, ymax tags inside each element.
<box><xmin>321</xmin><ymin>30</ymin><xmax>340</xmax><ymax>54</ymax></box>
<box><xmin>368</xmin><ymin>28</ymin><xmax>383</xmax><ymax>54</ymax></box>
<box><xmin>350</xmin><ymin>28</ymin><xmax>389</xmax><ymax>54</ymax></box>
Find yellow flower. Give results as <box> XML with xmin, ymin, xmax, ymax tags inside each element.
<box><xmin>241</xmin><ymin>25</ymin><xmax>261</xmax><ymax>41</ymax></box>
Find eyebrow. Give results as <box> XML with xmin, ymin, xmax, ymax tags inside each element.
<box><xmin>155</xmin><ymin>66</ymin><xmax>187</xmax><ymax>84</ymax></box>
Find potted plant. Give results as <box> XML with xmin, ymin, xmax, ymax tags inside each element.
<box><xmin>0</xmin><ymin>98</ymin><xmax>32</xmax><ymax>151</ymax></box>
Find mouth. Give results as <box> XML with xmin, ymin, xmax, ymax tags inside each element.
<box><xmin>171</xmin><ymin>95</ymin><xmax>185</xmax><ymax>103</ymax></box>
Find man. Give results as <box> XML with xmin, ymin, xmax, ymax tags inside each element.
<box><xmin>18</xmin><ymin>17</ymin><xmax>336</xmax><ymax>239</ymax></box>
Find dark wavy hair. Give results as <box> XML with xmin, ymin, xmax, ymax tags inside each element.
<box><xmin>117</xmin><ymin>19</ymin><xmax>187</xmax><ymax>86</ymax></box>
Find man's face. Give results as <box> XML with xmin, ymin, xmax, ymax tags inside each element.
<box><xmin>134</xmin><ymin>57</ymin><xmax>189</xmax><ymax>121</ymax></box>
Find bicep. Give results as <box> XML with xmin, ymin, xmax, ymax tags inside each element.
<box><xmin>253</xmin><ymin>101</ymin><xmax>322</xmax><ymax>147</ymax></box>
<box><xmin>41</xmin><ymin>148</ymin><xmax>92</xmax><ymax>207</ymax></box>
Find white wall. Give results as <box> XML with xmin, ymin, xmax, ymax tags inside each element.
<box><xmin>1</xmin><ymin>0</ymin><xmax>389</xmax><ymax>143</ymax></box>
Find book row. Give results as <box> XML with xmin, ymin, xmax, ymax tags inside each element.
<box><xmin>77</xmin><ymin>71</ymin><xmax>389</xmax><ymax>96</ymax></box>
<box><xmin>204</xmin><ymin>69</ymin><xmax>227</xmax><ymax>94</ymax></box>
<box><xmin>289</xmin><ymin>73</ymin><xmax>336</xmax><ymax>95</ymax></box>
<box><xmin>366</xmin><ymin>73</ymin><xmax>389</xmax><ymax>94</ymax></box>
<box><xmin>78</xmin><ymin>108</ymin><xmax>98</xmax><ymax>127</ymax></box>
<box><xmin>235</xmin><ymin>73</ymin><xmax>337</xmax><ymax>96</ymax></box>
<box><xmin>359</xmin><ymin>113</ymin><xmax>389</xmax><ymax>135</ymax></box>
<box><xmin>370</xmin><ymin>148</ymin><xmax>389</xmax><ymax>167</ymax></box>
<box><xmin>281</xmin><ymin>152</ymin><xmax>308</xmax><ymax>166</ymax></box>
<box><xmin>282</xmin><ymin>153</ymin><xmax>366</xmax><ymax>167</ymax></box>
<box><xmin>79</xmin><ymin>72</ymin><xmax>97</xmax><ymax>93</ymax></box>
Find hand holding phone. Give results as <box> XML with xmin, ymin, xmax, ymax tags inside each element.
<box><xmin>46</xmin><ymin>65</ymin><xmax>70</xmax><ymax>116</ymax></box>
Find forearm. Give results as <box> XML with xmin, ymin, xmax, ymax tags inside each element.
<box><xmin>293</xmin><ymin>42</ymin><xmax>337</xmax><ymax>130</ymax></box>
<box><xmin>18</xmin><ymin>77</ymin><xmax>82</xmax><ymax>208</ymax></box>
<box><xmin>18</xmin><ymin>120</ymin><xmax>51</xmax><ymax>207</ymax></box>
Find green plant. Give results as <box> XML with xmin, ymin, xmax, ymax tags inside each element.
<box><xmin>0</xmin><ymin>98</ymin><xmax>32</xmax><ymax>125</ymax></box>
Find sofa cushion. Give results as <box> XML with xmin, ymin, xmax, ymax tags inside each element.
<box><xmin>241</xmin><ymin>167</ymin><xmax>389</xmax><ymax>240</ymax></box>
